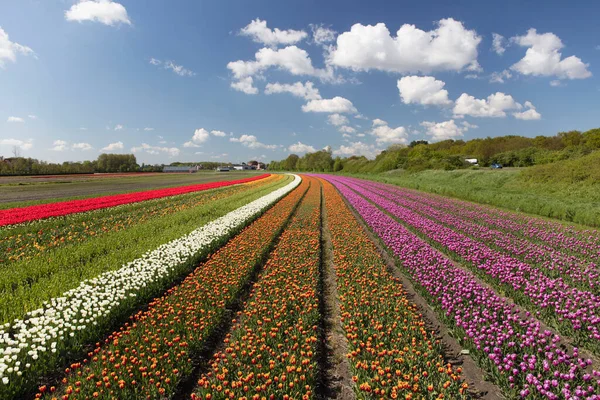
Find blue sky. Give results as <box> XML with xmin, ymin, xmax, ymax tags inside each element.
<box><xmin>1</xmin><ymin>0</ymin><xmax>599</xmax><ymax>164</ymax></box>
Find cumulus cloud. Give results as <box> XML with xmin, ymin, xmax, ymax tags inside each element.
<box><xmin>100</xmin><ymin>141</ymin><xmax>124</xmax><ymax>152</ymax></box>
<box><xmin>372</xmin><ymin>118</ymin><xmax>387</xmax><ymax>127</ymax></box>
<box><xmin>310</xmin><ymin>24</ymin><xmax>336</xmax><ymax>45</ymax></box>
<box><xmin>0</xmin><ymin>27</ymin><xmax>35</xmax><ymax>68</ymax></box>
<box><xmin>72</xmin><ymin>142</ymin><xmax>93</xmax><ymax>151</ymax></box>
<box><xmin>338</xmin><ymin>126</ymin><xmax>356</xmax><ymax>134</ymax></box>
<box><xmin>397</xmin><ymin>76</ymin><xmax>452</xmax><ymax>106</ymax></box>
<box><xmin>371</xmin><ymin>123</ymin><xmax>409</xmax><ymax>144</ymax></box>
<box><xmin>453</xmin><ymin>92</ymin><xmax>523</xmax><ymax>118</ymax></box>
<box><xmin>301</xmin><ymin>96</ymin><xmax>357</xmax><ymax>113</ymax></box>
<box><xmin>51</xmin><ymin>140</ymin><xmax>69</xmax><ymax>151</ymax></box>
<box><xmin>183</xmin><ymin>128</ymin><xmax>210</xmax><ymax>147</ymax></box>
<box><xmin>327</xmin><ymin>113</ymin><xmax>349</xmax><ymax>126</ymax></box>
<box><xmin>510</xmin><ymin>29</ymin><xmax>591</xmax><ymax>80</ymax></box>
<box><xmin>240</xmin><ymin>19</ymin><xmax>307</xmax><ymax>47</ymax></box>
<box><xmin>0</xmin><ymin>138</ymin><xmax>33</xmax><ymax>150</ymax></box>
<box><xmin>513</xmin><ymin>101</ymin><xmax>542</xmax><ymax>120</ymax></box>
<box><xmin>549</xmin><ymin>80</ymin><xmax>562</xmax><ymax>87</ymax></box>
<box><xmin>65</xmin><ymin>0</ymin><xmax>131</xmax><ymax>26</ymax></box>
<box><xmin>231</xmin><ymin>77</ymin><xmax>258</xmax><ymax>94</ymax></box>
<box><xmin>328</xmin><ymin>18</ymin><xmax>481</xmax><ymax>74</ymax></box>
<box><xmin>420</xmin><ymin>119</ymin><xmax>475</xmax><ymax>141</ymax></box>
<box><xmin>114</xmin><ymin>124</ymin><xmax>124</xmax><ymax>130</ymax></box>
<box><xmin>211</xmin><ymin>130</ymin><xmax>227</xmax><ymax>137</ymax></box>
<box><xmin>230</xmin><ymin>134</ymin><xmax>277</xmax><ymax>150</ymax></box>
<box><xmin>288</xmin><ymin>141</ymin><xmax>316</xmax><ymax>153</ymax></box>
<box><xmin>333</xmin><ymin>141</ymin><xmax>379</xmax><ymax>159</ymax></box>
<box><xmin>265</xmin><ymin>81</ymin><xmax>321</xmax><ymax>100</ymax></box>
<box><xmin>228</xmin><ymin>46</ymin><xmax>335</xmax><ymax>90</ymax></box>
<box><xmin>7</xmin><ymin>116</ymin><xmax>24</xmax><ymax>123</ymax></box>
<box><xmin>490</xmin><ymin>69</ymin><xmax>512</xmax><ymax>83</ymax></box>
<box><xmin>143</xmin><ymin>127</ymin><xmax>154</xmax><ymax>131</ymax></box>
<box><xmin>492</xmin><ymin>33</ymin><xmax>506</xmax><ymax>55</ymax></box>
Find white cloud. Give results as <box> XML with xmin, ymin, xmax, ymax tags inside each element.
<box><xmin>511</xmin><ymin>29</ymin><xmax>591</xmax><ymax>80</ymax></box>
<box><xmin>302</xmin><ymin>96</ymin><xmax>357</xmax><ymax>113</ymax></box>
<box><xmin>100</xmin><ymin>141</ymin><xmax>124</xmax><ymax>152</ymax></box>
<box><xmin>184</xmin><ymin>128</ymin><xmax>210</xmax><ymax>148</ymax></box>
<box><xmin>65</xmin><ymin>0</ymin><xmax>131</xmax><ymax>26</ymax></box>
<box><xmin>354</xmin><ymin>113</ymin><xmax>369</xmax><ymax>120</ymax></box>
<box><xmin>310</xmin><ymin>24</ymin><xmax>336</xmax><ymax>45</ymax></box>
<box><xmin>288</xmin><ymin>141</ymin><xmax>316</xmax><ymax>153</ymax></box>
<box><xmin>164</xmin><ymin>61</ymin><xmax>195</xmax><ymax>77</ymax></box>
<box><xmin>328</xmin><ymin>18</ymin><xmax>481</xmax><ymax>74</ymax></box>
<box><xmin>211</xmin><ymin>130</ymin><xmax>227</xmax><ymax>137</ymax></box>
<box><xmin>28</xmin><ymin>115</ymin><xmax>37</xmax><ymax>120</ymax></box>
<box><xmin>265</xmin><ymin>81</ymin><xmax>321</xmax><ymax>100</ymax></box>
<box><xmin>492</xmin><ymin>33</ymin><xmax>506</xmax><ymax>55</ymax></box>
<box><xmin>0</xmin><ymin>138</ymin><xmax>33</xmax><ymax>150</ymax></box>
<box><xmin>339</xmin><ymin>126</ymin><xmax>356</xmax><ymax>134</ymax></box>
<box><xmin>333</xmin><ymin>141</ymin><xmax>379</xmax><ymax>159</ymax></box>
<box><xmin>7</xmin><ymin>116</ymin><xmax>24</xmax><ymax>123</ymax></box>
<box><xmin>397</xmin><ymin>76</ymin><xmax>452</xmax><ymax>106</ymax></box>
<box><xmin>453</xmin><ymin>92</ymin><xmax>523</xmax><ymax>118</ymax></box>
<box><xmin>72</xmin><ymin>142</ymin><xmax>93</xmax><ymax>151</ymax></box>
<box><xmin>51</xmin><ymin>140</ymin><xmax>69</xmax><ymax>152</ymax></box>
<box><xmin>0</xmin><ymin>27</ymin><xmax>35</xmax><ymax>68</ymax></box>
<box><xmin>372</xmin><ymin>118</ymin><xmax>387</xmax><ymax>127</ymax></box>
<box><xmin>490</xmin><ymin>69</ymin><xmax>512</xmax><ymax>83</ymax></box>
<box><xmin>150</xmin><ymin>58</ymin><xmax>195</xmax><ymax>77</ymax></box>
<box><xmin>230</xmin><ymin>134</ymin><xmax>277</xmax><ymax>150</ymax></box>
<box><xmin>371</xmin><ymin>123</ymin><xmax>408</xmax><ymax>144</ymax></box>
<box><xmin>114</xmin><ymin>124</ymin><xmax>124</xmax><ymax>130</ymax></box>
<box><xmin>131</xmin><ymin>143</ymin><xmax>180</xmax><ymax>157</ymax></box>
<box><xmin>549</xmin><ymin>80</ymin><xmax>562</xmax><ymax>87</ymax></box>
<box><xmin>227</xmin><ymin>45</ymin><xmax>334</xmax><ymax>88</ymax></box>
<box><xmin>420</xmin><ymin>119</ymin><xmax>475</xmax><ymax>141</ymax></box>
<box><xmin>327</xmin><ymin>113</ymin><xmax>349</xmax><ymax>126</ymax></box>
<box><xmin>231</xmin><ymin>77</ymin><xmax>258</xmax><ymax>94</ymax></box>
<box><xmin>513</xmin><ymin>101</ymin><xmax>541</xmax><ymax>120</ymax></box>
<box><xmin>356</xmin><ymin>133</ymin><xmax>366</xmax><ymax>138</ymax></box>
<box><xmin>240</xmin><ymin>19</ymin><xmax>307</xmax><ymax>47</ymax></box>
<box><xmin>143</xmin><ymin>127</ymin><xmax>154</xmax><ymax>131</ymax></box>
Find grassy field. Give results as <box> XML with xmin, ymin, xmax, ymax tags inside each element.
<box><xmin>350</xmin><ymin>157</ymin><xmax>600</xmax><ymax>227</ymax></box>
<box><xmin>0</xmin><ymin>171</ymin><xmax>263</xmax><ymax>208</ymax></box>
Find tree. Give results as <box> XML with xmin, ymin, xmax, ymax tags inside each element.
<box><xmin>284</xmin><ymin>154</ymin><xmax>299</xmax><ymax>171</ymax></box>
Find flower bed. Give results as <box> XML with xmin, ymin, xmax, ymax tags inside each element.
<box><xmin>0</xmin><ymin>174</ymin><xmax>270</xmax><ymax>226</ymax></box>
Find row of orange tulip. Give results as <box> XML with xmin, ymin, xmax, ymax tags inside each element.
<box><xmin>38</xmin><ymin>177</ymin><xmax>309</xmax><ymax>400</ymax></box>
<box><xmin>320</xmin><ymin>179</ymin><xmax>470</xmax><ymax>399</ymax></box>
<box><xmin>193</xmin><ymin>177</ymin><xmax>322</xmax><ymax>400</ymax></box>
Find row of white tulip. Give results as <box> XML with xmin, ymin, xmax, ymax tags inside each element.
<box><xmin>0</xmin><ymin>174</ymin><xmax>300</xmax><ymax>396</ymax></box>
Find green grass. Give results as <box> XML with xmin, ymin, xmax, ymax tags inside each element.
<box><xmin>347</xmin><ymin>159</ymin><xmax>600</xmax><ymax>228</ymax></box>
<box><xmin>0</xmin><ymin>175</ymin><xmax>291</xmax><ymax>323</ymax></box>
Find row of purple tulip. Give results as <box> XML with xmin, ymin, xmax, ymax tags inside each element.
<box><xmin>378</xmin><ymin>181</ymin><xmax>600</xmax><ymax>259</ymax></box>
<box><xmin>319</xmin><ymin>175</ymin><xmax>600</xmax><ymax>399</ymax></box>
<box><xmin>346</xmin><ymin>178</ymin><xmax>600</xmax><ymax>354</ymax></box>
<box><xmin>355</xmin><ymin>179</ymin><xmax>599</xmax><ymax>295</ymax></box>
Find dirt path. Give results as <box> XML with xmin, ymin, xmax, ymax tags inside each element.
<box><xmin>318</xmin><ymin>190</ymin><xmax>356</xmax><ymax>400</ymax></box>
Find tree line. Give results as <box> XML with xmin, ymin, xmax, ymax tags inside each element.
<box><xmin>268</xmin><ymin>128</ymin><xmax>600</xmax><ymax>173</ymax></box>
<box><xmin>0</xmin><ymin>154</ymin><xmax>146</xmax><ymax>176</ymax></box>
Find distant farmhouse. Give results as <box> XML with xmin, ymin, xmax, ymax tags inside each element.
<box><xmin>163</xmin><ymin>165</ymin><xmax>202</xmax><ymax>173</ymax></box>
<box><xmin>217</xmin><ymin>161</ymin><xmax>266</xmax><ymax>172</ymax></box>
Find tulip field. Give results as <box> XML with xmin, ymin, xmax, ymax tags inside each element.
<box><xmin>0</xmin><ymin>173</ymin><xmax>599</xmax><ymax>399</ymax></box>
